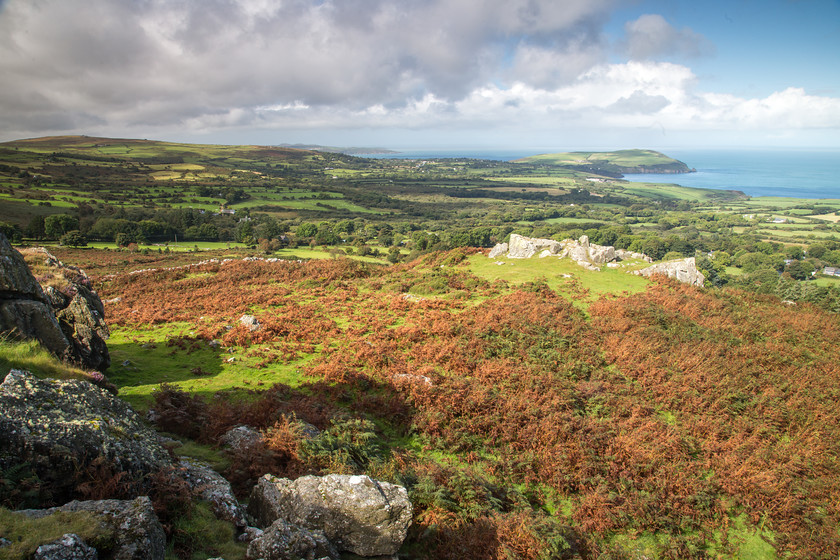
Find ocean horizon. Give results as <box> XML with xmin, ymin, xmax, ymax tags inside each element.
<box><xmin>368</xmin><ymin>147</ymin><xmax>840</xmax><ymax>199</ymax></box>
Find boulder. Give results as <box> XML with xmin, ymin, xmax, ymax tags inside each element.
<box><xmin>487</xmin><ymin>242</ymin><xmax>508</xmax><ymax>259</ymax></box>
<box><xmin>635</xmin><ymin>257</ymin><xmax>705</xmax><ymax>287</ymax></box>
<box><xmin>0</xmin><ymin>234</ymin><xmax>109</xmax><ymax>369</ymax></box>
<box><xmin>33</xmin><ymin>533</ymin><xmax>98</xmax><ymax>560</ymax></box>
<box><xmin>19</xmin><ymin>497</ymin><xmax>165</xmax><ymax>560</ymax></box>
<box><xmin>56</xmin><ymin>283</ymin><xmax>110</xmax><ymax>371</ymax></box>
<box><xmin>0</xmin><ymin>232</ymin><xmax>49</xmax><ymax>300</ymax></box>
<box><xmin>246</xmin><ymin>519</ymin><xmax>339</xmax><ymax>560</ymax></box>
<box><xmin>179</xmin><ymin>458</ymin><xmax>248</xmax><ymax>528</ymax></box>
<box><xmin>506</xmin><ymin>234</ymin><xmax>563</xmax><ymax>259</ymax></box>
<box><xmin>0</xmin><ymin>370</ymin><xmax>173</xmax><ymax>501</ymax></box>
<box><xmin>249</xmin><ymin>474</ymin><xmax>412</xmax><ymax>557</ymax></box>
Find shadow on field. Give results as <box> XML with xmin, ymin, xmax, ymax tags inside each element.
<box><xmin>106</xmin><ymin>335</ymin><xmax>225</xmax><ymax>388</ymax></box>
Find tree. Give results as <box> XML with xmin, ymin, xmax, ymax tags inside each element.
<box><xmin>44</xmin><ymin>215</ymin><xmax>79</xmax><ymax>239</ymax></box>
<box><xmin>59</xmin><ymin>230</ymin><xmax>87</xmax><ymax>247</ymax></box>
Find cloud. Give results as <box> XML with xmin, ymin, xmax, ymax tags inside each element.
<box><xmin>622</xmin><ymin>14</ymin><xmax>714</xmax><ymax>60</ymax></box>
<box><xmin>0</xmin><ymin>1</ymin><xmax>837</xmax><ymax>147</ymax></box>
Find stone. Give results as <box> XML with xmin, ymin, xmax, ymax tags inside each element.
<box><xmin>19</xmin><ymin>497</ymin><xmax>166</xmax><ymax>560</ymax></box>
<box><xmin>249</xmin><ymin>474</ymin><xmax>412</xmax><ymax>557</ymax></box>
<box><xmin>487</xmin><ymin>242</ymin><xmax>508</xmax><ymax>259</ymax></box>
<box><xmin>0</xmin><ymin>370</ymin><xmax>173</xmax><ymax>501</ymax></box>
<box><xmin>240</xmin><ymin>314</ymin><xmax>261</xmax><ymax>331</ymax></box>
<box><xmin>635</xmin><ymin>257</ymin><xmax>705</xmax><ymax>287</ymax></box>
<box><xmin>245</xmin><ymin>519</ymin><xmax>339</xmax><ymax>560</ymax></box>
<box><xmin>179</xmin><ymin>458</ymin><xmax>248</xmax><ymax>528</ymax></box>
<box><xmin>56</xmin><ymin>283</ymin><xmax>110</xmax><ymax>371</ymax></box>
<box><xmin>0</xmin><ymin>299</ymin><xmax>74</xmax><ymax>360</ymax></box>
<box><xmin>33</xmin><ymin>533</ymin><xmax>97</xmax><ymax>560</ymax></box>
<box><xmin>506</xmin><ymin>234</ymin><xmax>563</xmax><ymax>259</ymax></box>
<box><xmin>0</xmin><ymin>232</ymin><xmax>49</xmax><ymax>300</ymax></box>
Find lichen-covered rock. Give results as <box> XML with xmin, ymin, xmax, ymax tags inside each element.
<box><xmin>249</xmin><ymin>474</ymin><xmax>412</xmax><ymax>557</ymax></box>
<box><xmin>179</xmin><ymin>458</ymin><xmax>248</xmax><ymax>528</ymax></box>
<box><xmin>246</xmin><ymin>519</ymin><xmax>339</xmax><ymax>560</ymax></box>
<box><xmin>33</xmin><ymin>533</ymin><xmax>98</xmax><ymax>560</ymax></box>
<box><xmin>19</xmin><ymin>497</ymin><xmax>165</xmax><ymax>560</ymax></box>
<box><xmin>55</xmin><ymin>283</ymin><xmax>110</xmax><ymax>371</ymax></box>
<box><xmin>240</xmin><ymin>314</ymin><xmax>261</xmax><ymax>331</ymax></box>
<box><xmin>0</xmin><ymin>370</ymin><xmax>173</xmax><ymax>501</ymax></box>
<box><xmin>505</xmin><ymin>234</ymin><xmax>563</xmax><ymax>259</ymax></box>
<box><xmin>635</xmin><ymin>257</ymin><xmax>705</xmax><ymax>287</ymax></box>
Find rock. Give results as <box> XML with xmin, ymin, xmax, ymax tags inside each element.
<box><xmin>221</xmin><ymin>425</ymin><xmax>263</xmax><ymax>452</ymax></box>
<box><xmin>487</xmin><ymin>242</ymin><xmax>508</xmax><ymax>259</ymax></box>
<box><xmin>615</xmin><ymin>249</ymin><xmax>653</xmax><ymax>263</ymax></box>
<box><xmin>19</xmin><ymin>497</ymin><xmax>166</xmax><ymax>560</ymax></box>
<box><xmin>0</xmin><ymin>537</ymin><xmax>10</xmax><ymax>548</ymax></box>
<box><xmin>179</xmin><ymin>458</ymin><xmax>248</xmax><ymax>528</ymax></box>
<box><xmin>392</xmin><ymin>373</ymin><xmax>432</xmax><ymax>387</ymax></box>
<box><xmin>635</xmin><ymin>257</ymin><xmax>705</xmax><ymax>287</ymax></box>
<box><xmin>506</xmin><ymin>234</ymin><xmax>563</xmax><ymax>259</ymax></box>
<box><xmin>249</xmin><ymin>474</ymin><xmax>412</xmax><ymax>557</ymax></box>
<box><xmin>0</xmin><ymin>299</ymin><xmax>74</xmax><ymax>360</ymax></box>
<box><xmin>56</xmin><ymin>283</ymin><xmax>110</xmax><ymax>371</ymax></box>
<box><xmin>240</xmin><ymin>314</ymin><xmax>261</xmax><ymax>332</ymax></box>
<box><xmin>0</xmin><ymin>370</ymin><xmax>173</xmax><ymax>501</ymax></box>
<box><xmin>0</xmin><ymin>234</ymin><xmax>110</xmax><ymax>370</ymax></box>
<box><xmin>33</xmin><ymin>533</ymin><xmax>97</xmax><ymax>560</ymax></box>
<box><xmin>246</xmin><ymin>519</ymin><xmax>339</xmax><ymax>560</ymax></box>
<box><xmin>0</xmin><ymin>232</ymin><xmax>49</xmax><ymax>300</ymax></box>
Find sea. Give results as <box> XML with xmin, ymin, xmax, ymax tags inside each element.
<box><xmin>366</xmin><ymin>148</ymin><xmax>840</xmax><ymax>199</ymax></box>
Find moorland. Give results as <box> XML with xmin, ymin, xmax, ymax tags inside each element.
<box><xmin>1</xmin><ymin>136</ymin><xmax>840</xmax><ymax>559</ymax></box>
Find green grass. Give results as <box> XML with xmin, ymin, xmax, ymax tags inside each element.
<box><xmin>107</xmin><ymin>324</ymin><xmax>317</xmax><ymax>410</ymax></box>
<box><xmin>0</xmin><ymin>508</ymin><xmax>111</xmax><ymax>560</ymax></box>
<box><xmin>467</xmin><ymin>253</ymin><xmax>649</xmax><ymax>305</ymax></box>
<box><xmin>0</xmin><ymin>338</ymin><xmax>89</xmax><ymax>380</ymax></box>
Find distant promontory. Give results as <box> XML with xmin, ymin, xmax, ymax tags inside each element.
<box><xmin>515</xmin><ymin>149</ymin><xmax>695</xmax><ymax>178</ymax></box>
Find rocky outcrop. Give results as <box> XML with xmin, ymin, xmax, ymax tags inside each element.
<box><xmin>0</xmin><ymin>234</ymin><xmax>109</xmax><ymax>369</ymax></box>
<box><xmin>249</xmin><ymin>474</ymin><xmax>412</xmax><ymax>557</ymax></box>
<box><xmin>19</xmin><ymin>497</ymin><xmax>166</xmax><ymax>560</ymax></box>
<box><xmin>635</xmin><ymin>257</ymin><xmax>705</xmax><ymax>287</ymax></box>
<box><xmin>616</xmin><ymin>249</ymin><xmax>653</xmax><ymax>263</ymax></box>
<box><xmin>0</xmin><ymin>369</ymin><xmax>173</xmax><ymax>501</ymax></box>
<box><xmin>246</xmin><ymin>519</ymin><xmax>339</xmax><ymax>560</ymax></box>
<box><xmin>491</xmin><ymin>234</ymin><xmax>619</xmax><ymax>270</ymax></box>
<box><xmin>0</xmin><ymin>233</ymin><xmax>74</xmax><ymax>361</ymax></box>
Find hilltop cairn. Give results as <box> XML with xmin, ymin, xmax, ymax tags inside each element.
<box><xmin>490</xmin><ymin>233</ymin><xmax>645</xmax><ymax>271</ymax></box>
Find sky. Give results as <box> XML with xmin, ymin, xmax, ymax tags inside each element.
<box><xmin>0</xmin><ymin>0</ymin><xmax>839</xmax><ymax>150</ymax></box>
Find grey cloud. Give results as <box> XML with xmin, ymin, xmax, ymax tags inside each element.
<box><xmin>0</xmin><ymin>0</ymin><xmax>616</xmax><ymax>135</ymax></box>
<box><xmin>607</xmin><ymin>90</ymin><xmax>670</xmax><ymax>114</ymax></box>
<box><xmin>622</xmin><ymin>14</ymin><xmax>714</xmax><ymax>60</ymax></box>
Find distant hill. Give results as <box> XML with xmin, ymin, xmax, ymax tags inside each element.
<box><xmin>276</xmin><ymin>143</ymin><xmax>398</xmax><ymax>155</ymax></box>
<box><xmin>516</xmin><ymin>149</ymin><xmax>695</xmax><ymax>178</ymax></box>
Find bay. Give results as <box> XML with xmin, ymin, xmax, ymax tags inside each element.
<box><xmin>368</xmin><ymin>148</ymin><xmax>840</xmax><ymax>199</ymax></box>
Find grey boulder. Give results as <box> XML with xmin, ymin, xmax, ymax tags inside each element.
<box><xmin>245</xmin><ymin>519</ymin><xmax>339</xmax><ymax>560</ymax></box>
<box><xmin>0</xmin><ymin>369</ymin><xmax>173</xmax><ymax>501</ymax></box>
<box><xmin>33</xmin><ymin>533</ymin><xmax>98</xmax><ymax>560</ymax></box>
<box><xmin>249</xmin><ymin>474</ymin><xmax>412</xmax><ymax>557</ymax></box>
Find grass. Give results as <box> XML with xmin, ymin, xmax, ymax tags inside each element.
<box><xmin>0</xmin><ymin>338</ymin><xmax>89</xmax><ymax>380</ymax></box>
<box><xmin>0</xmin><ymin>508</ymin><xmax>111</xmax><ymax>560</ymax></box>
<box><xmin>467</xmin><ymin>253</ymin><xmax>650</xmax><ymax>306</ymax></box>
<box><xmin>107</xmin><ymin>324</ymin><xmax>316</xmax><ymax>410</ymax></box>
